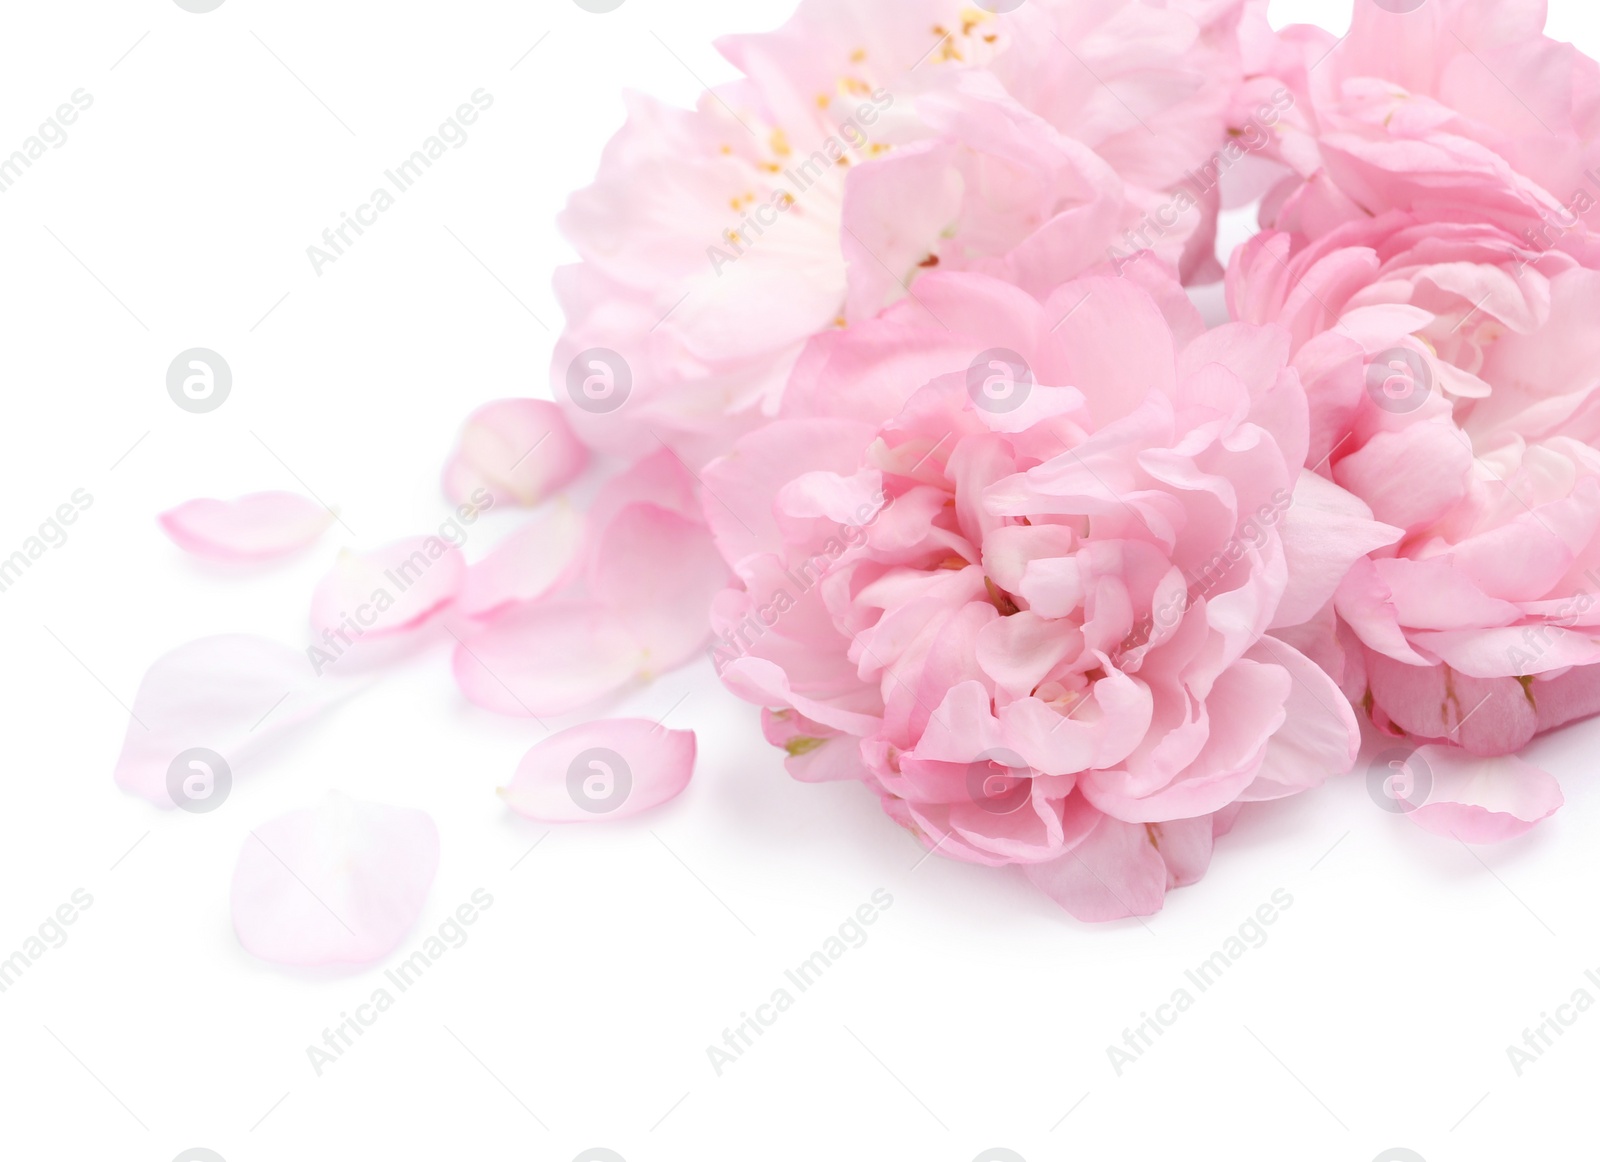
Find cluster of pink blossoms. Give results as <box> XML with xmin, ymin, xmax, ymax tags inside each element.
<box><xmin>124</xmin><ymin>0</ymin><xmax>1600</xmax><ymax>950</ymax></box>
<box><xmin>542</xmin><ymin>0</ymin><xmax>1600</xmax><ymax>919</ymax></box>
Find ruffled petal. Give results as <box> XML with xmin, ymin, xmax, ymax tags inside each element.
<box><xmin>1404</xmin><ymin>745</ymin><xmax>1564</xmax><ymax>843</ymax></box>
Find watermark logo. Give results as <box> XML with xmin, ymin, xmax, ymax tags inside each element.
<box><xmin>1371</xmin><ymin>0</ymin><xmax>1427</xmax><ymax>12</ymax></box>
<box><xmin>567</xmin><ymin>748</ymin><xmax>632</xmax><ymax>814</ymax></box>
<box><xmin>167</xmin><ymin>748</ymin><xmax>232</xmax><ymax>814</ymax></box>
<box><xmin>967</xmin><ymin>348</ymin><xmax>1033</xmax><ymax>413</ymax></box>
<box><xmin>1367</xmin><ymin>747</ymin><xmax>1431</xmax><ymax>815</ymax></box>
<box><xmin>973</xmin><ymin>1151</ymin><xmax>1028</xmax><ymax>1162</ymax></box>
<box><xmin>1372</xmin><ymin>1151</ymin><xmax>1427</xmax><ymax>1162</ymax></box>
<box><xmin>1366</xmin><ymin>348</ymin><xmax>1432</xmax><ymax>414</ymax></box>
<box><xmin>566</xmin><ymin>348</ymin><xmax>631</xmax><ymax>414</ymax></box>
<box><xmin>973</xmin><ymin>0</ymin><xmax>1026</xmax><ymax>11</ymax></box>
<box><xmin>172</xmin><ymin>1151</ymin><xmax>227</xmax><ymax>1162</ymax></box>
<box><xmin>572</xmin><ymin>1151</ymin><xmax>627</xmax><ymax>1162</ymax></box>
<box><xmin>572</xmin><ymin>0</ymin><xmax>626</xmax><ymax>10</ymax></box>
<box><xmin>965</xmin><ymin>748</ymin><xmax>1033</xmax><ymax>815</ymax></box>
<box><xmin>167</xmin><ymin>348</ymin><xmax>231</xmax><ymax>414</ymax></box>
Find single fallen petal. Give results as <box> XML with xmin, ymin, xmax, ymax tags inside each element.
<box><xmin>452</xmin><ymin>601</ymin><xmax>641</xmax><ymax>717</ymax></box>
<box><xmin>231</xmin><ymin>793</ymin><xmax>440</xmax><ymax>967</ymax></box>
<box><xmin>1405</xmin><ymin>745</ymin><xmax>1564</xmax><ymax>843</ymax></box>
<box><xmin>500</xmin><ymin>719</ymin><xmax>695</xmax><ymax>821</ymax></box>
<box><xmin>442</xmin><ymin>398</ymin><xmax>588</xmax><ymax>507</ymax></box>
<box><xmin>158</xmin><ymin>491</ymin><xmax>335</xmax><ymax>561</ymax></box>
<box><xmin>113</xmin><ymin>635</ymin><xmax>343</xmax><ymax>808</ymax></box>
<box><xmin>310</xmin><ymin>535</ymin><xmax>466</xmax><ymax>640</ymax></box>
<box><xmin>590</xmin><ymin>502</ymin><xmax>730</xmax><ymax>675</ymax></box>
<box><xmin>458</xmin><ymin>503</ymin><xmax>585</xmax><ymax>619</ymax></box>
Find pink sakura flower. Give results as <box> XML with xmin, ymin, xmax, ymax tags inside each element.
<box><xmin>1224</xmin><ymin>0</ymin><xmax>1600</xmax><ymax>835</ymax></box>
<box><xmin>554</xmin><ymin>0</ymin><xmax>1251</xmax><ymax>467</ymax></box>
<box><xmin>703</xmin><ymin>270</ymin><xmax>1389</xmax><ymax>920</ymax></box>
<box><xmin>1243</xmin><ymin>0</ymin><xmax>1600</xmax><ymax>241</ymax></box>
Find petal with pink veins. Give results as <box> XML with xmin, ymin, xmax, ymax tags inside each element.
<box><xmin>500</xmin><ymin>719</ymin><xmax>695</xmax><ymax>822</ymax></box>
<box><xmin>1405</xmin><ymin>745</ymin><xmax>1563</xmax><ymax>843</ymax></box>
<box><xmin>231</xmin><ymin>794</ymin><xmax>439</xmax><ymax>967</ymax></box>
<box><xmin>442</xmin><ymin>398</ymin><xmax>588</xmax><ymax>507</ymax></box>
<box><xmin>311</xmin><ymin>536</ymin><xmax>466</xmax><ymax>639</ymax></box>
<box><xmin>158</xmin><ymin>492</ymin><xmax>335</xmax><ymax>561</ymax></box>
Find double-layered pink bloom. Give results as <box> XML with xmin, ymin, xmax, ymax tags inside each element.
<box><xmin>555</xmin><ymin>0</ymin><xmax>1251</xmax><ymax>465</ymax></box>
<box><xmin>126</xmin><ymin>0</ymin><xmax>1600</xmax><ymax>941</ymax></box>
<box><xmin>705</xmin><ymin>272</ymin><xmax>1389</xmax><ymax>919</ymax></box>
<box><xmin>1229</xmin><ymin>0</ymin><xmax>1600</xmax><ymax>784</ymax></box>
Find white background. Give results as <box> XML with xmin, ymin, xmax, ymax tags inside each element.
<box><xmin>2</xmin><ymin>1</ymin><xmax>1598</xmax><ymax>1160</ymax></box>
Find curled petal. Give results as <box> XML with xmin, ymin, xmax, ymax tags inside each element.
<box><xmin>443</xmin><ymin>398</ymin><xmax>588</xmax><ymax>507</ymax></box>
<box><xmin>311</xmin><ymin>536</ymin><xmax>466</xmax><ymax>639</ymax></box>
<box><xmin>158</xmin><ymin>492</ymin><xmax>334</xmax><ymax>561</ymax></box>
<box><xmin>231</xmin><ymin>794</ymin><xmax>439</xmax><ymax>967</ymax></box>
<box><xmin>501</xmin><ymin>719</ymin><xmax>695</xmax><ymax>822</ymax></box>
<box><xmin>1405</xmin><ymin>745</ymin><xmax>1564</xmax><ymax>843</ymax></box>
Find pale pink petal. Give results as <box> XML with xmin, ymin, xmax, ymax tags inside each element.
<box><xmin>458</xmin><ymin>504</ymin><xmax>585</xmax><ymax>620</ymax></box>
<box><xmin>113</xmin><ymin>635</ymin><xmax>345</xmax><ymax>808</ymax></box>
<box><xmin>500</xmin><ymin>719</ymin><xmax>695</xmax><ymax>822</ymax></box>
<box><xmin>453</xmin><ymin>602</ymin><xmax>641</xmax><ymax>717</ymax></box>
<box><xmin>701</xmin><ymin>419</ymin><xmax>876</xmax><ymax>572</ymax></box>
<box><xmin>311</xmin><ymin>536</ymin><xmax>466</xmax><ymax>639</ymax></box>
<box><xmin>442</xmin><ymin>398</ymin><xmax>588</xmax><ymax>507</ymax></box>
<box><xmin>231</xmin><ymin>794</ymin><xmax>439</xmax><ymax>967</ymax></box>
<box><xmin>1023</xmin><ymin>812</ymin><xmax>1168</xmax><ymax>923</ymax></box>
<box><xmin>1405</xmin><ymin>745</ymin><xmax>1564</xmax><ymax>843</ymax></box>
<box><xmin>589</xmin><ymin>449</ymin><xmax>702</xmax><ymax>531</ymax></box>
<box><xmin>159</xmin><ymin>492</ymin><xmax>334</xmax><ymax>561</ymax></box>
<box><xmin>590</xmin><ymin>503</ymin><xmax>731</xmax><ymax>675</ymax></box>
<box><xmin>1272</xmin><ymin>471</ymin><xmax>1402</xmax><ymax>629</ymax></box>
<box><xmin>1241</xmin><ymin>637</ymin><xmax>1361</xmax><ymax>800</ymax></box>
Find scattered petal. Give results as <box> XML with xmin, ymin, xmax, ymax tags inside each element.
<box><xmin>442</xmin><ymin>398</ymin><xmax>588</xmax><ymax>507</ymax></box>
<box><xmin>310</xmin><ymin>535</ymin><xmax>466</xmax><ymax>639</ymax></box>
<box><xmin>158</xmin><ymin>491</ymin><xmax>335</xmax><ymax>561</ymax></box>
<box><xmin>500</xmin><ymin>719</ymin><xmax>695</xmax><ymax>821</ymax></box>
<box><xmin>1405</xmin><ymin>745</ymin><xmax>1564</xmax><ymax>843</ymax></box>
<box><xmin>452</xmin><ymin>602</ymin><xmax>641</xmax><ymax>717</ymax></box>
<box><xmin>231</xmin><ymin>794</ymin><xmax>440</xmax><ymax>967</ymax></box>
<box><xmin>590</xmin><ymin>503</ymin><xmax>731</xmax><ymax>675</ymax></box>
<box><xmin>458</xmin><ymin>504</ymin><xmax>586</xmax><ymax>619</ymax></box>
<box><xmin>112</xmin><ymin>635</ymin><xmax>343</xmax><ymax>808</ymax></box>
